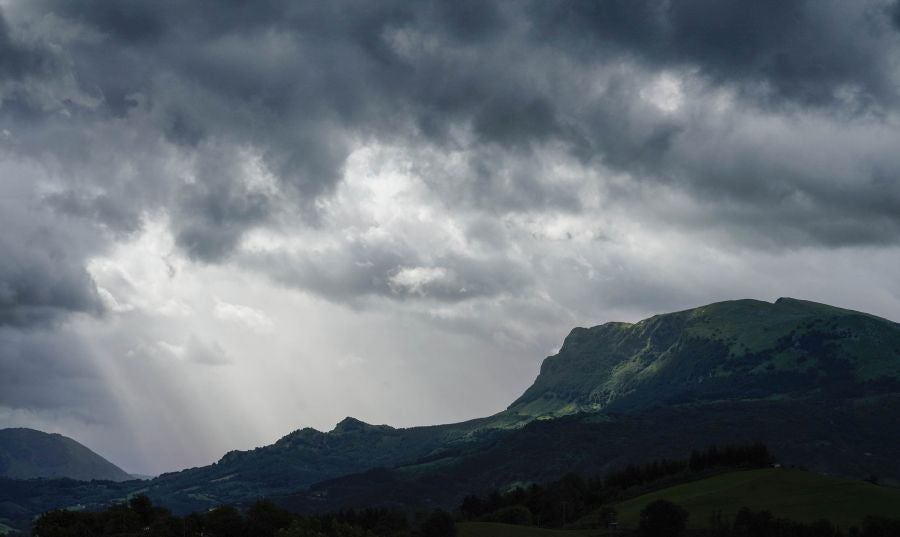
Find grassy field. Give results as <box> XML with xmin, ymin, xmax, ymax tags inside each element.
<box><xmin>458</xmin><ymin>522</ymin><xmax>602</xmax><ymax>537</ymax></box>
<box><xmin>612</xmin><ymin>468</ymin><xmax>900</xmax><ymax>530</ymax></box>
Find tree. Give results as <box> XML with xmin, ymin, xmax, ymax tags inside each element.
<box><xmin>459</xmin><ymin>495</ymin><xmax>484</xmax><ymax>520</ymax></box>
<box><xmin>480</xmin><ymin>505</ymin><xmax>532</xmax><ymax>525</ymax></box>
<box><xmin>204</xmin><ymin>505</ymin><xmax>245</xmax><ymax>537</ymax></box>
<box><xmin>638</xmin><ymin>499</ymin><xmax>688</xmax><ymax>537</ymax></box>
<box><xmin>129</xmin><ymin>494</ymin><xmax>155</xmax><ymax>525</ymax></box>
<box><xmin>246</xmin><ymin>499</ymin><xmax>294</xmax><ymax>537</ymax></box>
<box><xmin>417</xmin><ymin>510</ymin><xmax>456</xmax><ymax>537</ymax></box>
<box><xmin>275</xmin><ymin>519</ymin><xmax>326</xmax><ymax>537</ymax></box>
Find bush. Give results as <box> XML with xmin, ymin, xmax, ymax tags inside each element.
<box><xmin>479</xmin><ymin>505</ymin><xmax>533</xmax><ymax>525</ymax></box>
<box><xmin>417</xmin><ymin>510</ymin><xmax>456</xmax><ymax>537</ymax></box>
<box><xmin>638</xmin><ymin>499</ymin><xmax>688</xmax><ymax>537</ymax></box>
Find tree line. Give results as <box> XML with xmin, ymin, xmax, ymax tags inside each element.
<box><xmin>640</xmin><ymin>499</ymin><xmax>900</xmax><ymax>537</ymax></box>
<box><xmin>32</xmin><ymin>497</ymin><xmax>454</xmax><ymax>537</ymax></box>
<box><xmin>458</xmin><ymin>442</ymin><xmax>774</xmax><ymax>526</ymax></box>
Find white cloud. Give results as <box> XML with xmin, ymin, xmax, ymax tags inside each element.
<box><xmin>214</xmin><ymin>299</ymin><xmax>274</xmax><ymax>333</ymax></box>
<box><xmin>389</xmin><ymin>266</ymin><xmax>450</xmax><ymax>296</ymax></box>
<box><xmin>640</xmin><ymin>72</ymin><xmax>685</xmax><ymax>113</ymax></box>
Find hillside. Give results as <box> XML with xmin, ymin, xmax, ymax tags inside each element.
<box><xmin>609</xmin><ymin>468</ymin><xmax>900</xmax><ymax>529</ymax></box>
<box><xmin>278</xmin><ymin>395</ymin><xmax>900</xmax><ymax>513</ymax></box>
<box><xmin>0</xmin><ymin>428</ymin><xmax>131</xmax><ymax>482</ymax></box>
<box><xmin>457</xmin><ymin>469</ymin><xmax>900</xmax><ymax>536</ymax></box>
<box><xmin>127</xmin><ymin>416</ymin><xmax>513</xmax><ymax>513</ymax></box>
<box><xmin>509</xmin><ymin>298</ymin><xmax>900</xmax><ymax>418</ymax></box>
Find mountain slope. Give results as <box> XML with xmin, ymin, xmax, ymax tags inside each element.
<box><xmin>279</xmin><ymin>394</ymin><xmax>900</xmax><ymax>513</ymax></box>
<box><xmin>509</xmin><ymin>298</ymin><xmax>900</xmax><ymax>418</ymax></box>
<box><xmin>609</xmin><ymin>468</ymin><xmax>900</xmax><ymax>529</ymax></box>
<box><xmin>134</xmin><ymin>416</ymin><xmax>509</xmax><ymax>513</ymax></box>
<box><xmin>0</xmin><ymin>428</ymin><xmax>131</xmax><ymax>482</ymax></box>
<box><xmin>275</xmin><ymin>298</ymin><xmax>900</xmax><ymax>511</ymax></box>
<box><xmin>149</xmin><ymin>297</ymin><xmax>897</xmax><ymax>513</ymax></box>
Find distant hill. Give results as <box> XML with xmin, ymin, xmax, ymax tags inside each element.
<box><xmin>0</xmin><ymin>428</ymin><xmax>131</xmax><ymax>482</ymax></box>
<box><xmin>608</xmin><ymin>468</ymin><xmax>900</xmax><ymax>529</ymax></box>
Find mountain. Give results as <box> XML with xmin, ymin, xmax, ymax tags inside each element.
<box><xmin>133</xmin><ymin>416</ymin><xmax>501</xmax><ymax>512</ymax></box>
<box><xmin>509</xmin><ymin>297</ymin><xmax>900</xmax><ymax>418</ymax></box>
<box><xmin>2</xmin><ymin>297</ymin><xmax>899</xmax><ymax>530</ymax></box>
<box><xmin>277</xmin><ymin>298</ymin><xmax>900</xmax><ymax>511</ymax></box>
<box><xmin>0</xmin><ymin>428</ymin><xmax>131</xmax><ymax>482</ymax></box>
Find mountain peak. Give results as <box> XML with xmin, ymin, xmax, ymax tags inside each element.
<box><xmin>331</xmin><ymin>417</ymin><xmax>394</xmax><ymax>434</ymax></box>
<box><xmin>0</xmin><ymin>428</ymin><xmax>132</xmax><ymax>482</ymax></box>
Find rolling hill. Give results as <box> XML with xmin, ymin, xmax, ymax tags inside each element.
<box><xmin>609</xmin><ymin>468</ymin><xmax>900</xmax><ymax>529</ymax></box>
<box><xmin>0</xmin><ymin>428</ymin><xmax>131</xmax><ymax>482</ymax></box>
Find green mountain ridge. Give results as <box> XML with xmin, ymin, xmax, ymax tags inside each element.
<box><xmin>509</xmin><ymin>297</ymin><xmax>900</xmax><ymax>418</ymax></box>
<box><xmin>0</xmin><ymin>428</ymin><xmax>131</xmax><ymax>482</ymax></box>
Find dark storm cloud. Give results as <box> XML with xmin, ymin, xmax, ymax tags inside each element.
<box><xmin>532</xmin><ymin>0</ymin><xmax>898</xmax><ymax>111</ymax></box>
<box><xmin>171</xmin><ymin>146</ymin><xmax>275</xmax><ymax>262</ymax></box>
<box><xmin>2</xmin><ymin>0</ymin><xmax>900</xmax><ymax>305</ymax></box>
<box><xmin>0</xmin><ymin>326</ymin><xmax>115</xmax><ymax>421</ymax></box>
<box><xmin>0</xmin><ymin>11</ymin><xmax>56</xmax><ymax>81</ymax></box>
<box><xmin>0</xmin><ymin>172</ymin><xmax>105</xmax><ymax>327</ymax></box>
<box><xmin>0</xmin><ymin>249</ymin><xmax>102</xmax><ymax>327</ymax></box>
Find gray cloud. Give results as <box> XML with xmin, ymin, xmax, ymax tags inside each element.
<box><xmin>0</xmin><ymin>12</ymin><xmax>52</xmax><ymax>81</ymax></box>
<box><xmin>0</xmin><ymin>326</ymin><xmax>115</xmax><ymax>422</ymax></box>
<box><xmin>245</xmin><ymin>239</ymin><xmax>532</xmax><ymax>305</ymax></box>
<box><xmin>0</xmin><ymin>160</ymin><xmax>105</xmax><ymax>327</ymax></box>
<box><xmin>531</xmin><ymin>0</ymin><xmax>899</xmax><ymax>111</ymax></box>
<box><xmin>6</xmin><ymin>0</ymin><xmax>896</xmax><ymax>257</ymax></box>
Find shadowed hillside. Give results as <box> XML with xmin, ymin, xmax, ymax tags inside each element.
<box><xmin>0</xmin><ymin>428</ymin><xmax>131</xmax><ymax>482</ymax></box>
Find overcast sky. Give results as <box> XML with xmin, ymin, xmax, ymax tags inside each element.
<box><xmin>2</xmin><ymin>0</ymin><xmax>900</xmax><ymax>475</ymax></box>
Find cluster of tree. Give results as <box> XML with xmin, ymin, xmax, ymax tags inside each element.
<box><xmin>688</xmin><ymin>443</ymin><xmax>773</xmax><ymax>473</ymax></box>
<box><xmin>637</xmin><ymin>500</ymin><xmax>900</xmax><ymax>537</ymax></box>
<box><xmin>708</xmin><ymin>507</ymin><xmax>900</xmax><ymax>537</ymax></box>
<box><xmin>709</xmin><ymin>507</ymin><xmax>900</xmax><ymax>537</ymax></box>
<box><xmin>458</xmin><ymin>443</ymin><xmax>774</xmax><ymax>527</ymax></box>
<box><xmin>32</xmin><ymin>496</ymin><xmax>456</xmax><ymax>537</ymax></box>
<box><xmin>607</xmin><ymin>442</ymin><xmax>773</xmax><ymax>491</ymax></box>
<box><xmin>459</xmin><ymin>472</ymin><xmax>603</xmax><ymax>527</ymax></box>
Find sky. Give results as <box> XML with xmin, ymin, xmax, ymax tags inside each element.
<box><xmin>2</xmin><ymin>0</ymin><xmax>900</xmax><ymax>476</ymax></box>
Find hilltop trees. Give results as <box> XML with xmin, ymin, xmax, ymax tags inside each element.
<box><xmin>416</xmin><ymin>510</ymin><xmax>456</xmax><ymax>537</ymax></box>
<box><xmin>32</xmin><ymin>496</ymin><xmax>418</xmax><ymax>537</ymax></box>
<box><xmin>639</xmin><ymin>499</ymin><xmax>688</xmax><ymax>537</ymax></box>
<box><xmin>457</xmin><ymin>443</ymin><xmax>775</xmax><ymax>528</ymax></box>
